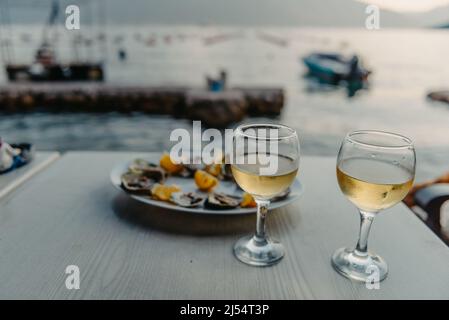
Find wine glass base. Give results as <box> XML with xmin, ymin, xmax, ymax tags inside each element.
<box><xmin>233</xmin><ymin>235</ymin><xmax>284</xmax><ymax>267</ymax></box>
<box><xmin>331</xmin><ymin>247</ymin><xmax>388</xmax><ymax>282</ymax></box>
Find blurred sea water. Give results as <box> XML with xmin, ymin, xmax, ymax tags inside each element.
<box><xmin>1</xmin><ymin>26</ymin><xmax>449</xmax><ymax>181</ymax></box>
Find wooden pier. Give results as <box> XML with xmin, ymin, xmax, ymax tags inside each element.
<box><xmin>0</xmin><ymin>83</ymin><xmax>284</xmax><ymax>127</ymax></box>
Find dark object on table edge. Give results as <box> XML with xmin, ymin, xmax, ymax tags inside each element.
<box><xmin>404</xmin><ymin>173</ymin><xmax>449</xmax><ymax>246</ymax></box>
<box><xmin>413</xmin><ymin>184</ymin><xmax>449</xmax><ymax>245</ymax></box>
<box><xmin>0</xmin><ymin>143</ymin><xmax>35</xmax><ymax>175</ymax></box>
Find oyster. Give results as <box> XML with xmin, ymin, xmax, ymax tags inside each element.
<box><xmin>170</xmin><ymin>192</ymin><xmax>205</xmax><ymax>208</ymax></box>
<box><xmin>182</xmin><ymin>155</ymin><xmax>204</xmax><ymax>177</ymax></box>
<box><xmin>183</xmin><ymin>164</ymin><xmax>202</xmax><ymax>176</ymax></box>
<box><xmin>178</xmin><ymin>167</ymin><xmax>194</xmax><ymax>178</ymax></box>
<box><xmin>129</xmin><ymin>159</ymin><xmax>156</xmax><ymax>172</ymax></box>
<box><xmin>205</xmin><ymin>192</ymin><xmax>241</xmax><ymax>210</ymax></box>
<box><xmin>272</xmin><ymin>188</ymin><xmax>291</xmax><ymax>201</ymax></box>
<box><xmin>142</xmin><ymin>166</ymin><xmax>166</xmax><ymax>182</ymax></box>
<box><xmin>121</xmin><ymin>173</ymin><xmax>155</xmax><ymax>194</ymax></box>
<box><xmin>128</xmin><ymin>159</ymin><xmax>165</xmax><ymax>182</ymax></box>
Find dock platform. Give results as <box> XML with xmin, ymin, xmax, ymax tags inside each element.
<box><xmin>0</xmin><ymin>83</ymin><xmax>284</xmax><ymax>127</ymax></box>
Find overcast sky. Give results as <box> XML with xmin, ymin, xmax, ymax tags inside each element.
<box><xmin>357</xmin><ymin>0</ymin><xmax>449</xmax><ymax>12</ymax></box>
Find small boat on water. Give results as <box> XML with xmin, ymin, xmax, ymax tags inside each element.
<box><xmin>6</xmin><ymin>40</ymin><xmax>104</xmax><ymax>82</ymax></box>
<box><xmin>302</xmin><ymin>52</ymin><xmax>370</xmax><ymax>85</ymax></box>
<box><xmin>6</xmin><ymin>62</ymin><xmax>104</xmax><ymax>82</ymax></box>
<box><xmin>427</xmin><ymin>90</ymin><xmax>449</xmax><ymax>105</ymax></box>
<box><xmin>3</xmin><ymin>0</ymin><xmax>104</xmax><ymax>82</ymax></box>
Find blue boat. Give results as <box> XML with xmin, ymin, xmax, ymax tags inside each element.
<box><xmin>303</xmin><ymin>53</ymin><xmax>370</xmax><ymax>85</ymax></box>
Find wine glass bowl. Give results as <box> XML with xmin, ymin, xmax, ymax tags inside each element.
<box><xmin>231</xmin><ymin>123</ymin><xmax>300</xmax><ymax>266</ymax></box>
<box><xmin>332</xmin><ymin>130</ymin><xmax>416</xmax><ymax>282</ymax></box>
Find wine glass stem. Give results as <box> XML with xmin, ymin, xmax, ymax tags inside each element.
<box><xmin>354</xmin><ymin>210</ymin><xmax>376</xmax><ymax>257</ymax></box>
<box><xmin>254</xmin><ymin>199</ymin><xmax>270</xmax><ymax>244</ymax></box>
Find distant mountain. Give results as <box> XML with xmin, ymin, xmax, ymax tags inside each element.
<box><xmin>408</xmin><ymin>5</ymin><xmax>449</xmax><ymax>27</ymax></box>
<box><xmin>100</xmin><ymin>0</ymin><xmax>416</xmax><ymax>27</ymax></box>
<box><xmin>4</xmin><ymin>0</ymin><xmax>449</xmax><ymax>28</ymax></box>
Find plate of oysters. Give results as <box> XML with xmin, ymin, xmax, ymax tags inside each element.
<box><xmin>110</xmin><ymin>153</ymin><xmax>303</xmax><ymax>215</ymax></box>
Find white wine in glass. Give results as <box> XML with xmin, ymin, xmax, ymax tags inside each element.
<box><xmin>232</xmin><ymin>154</ymin><xmax>298</xmax><ymax>200</ymax></box>
<box><xmin>332</xmin><ymin>130</ymin><xmax>416</xmax><ymax>282</ymax></box>
<box><xmin>337</xmin><ymin>158</ymin><xmax>414</xmax><ymax>213</ymax></box>
<box><xmin>232</xmin><ymin>124</ymin><xmax>300</xmax><ymax>267</ymax></box>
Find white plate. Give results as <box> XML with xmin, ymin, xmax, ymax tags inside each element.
<box><xmin>110</xmin><ymin>158</ymin><xmax>303</xmax><ymax>215</ymax></box>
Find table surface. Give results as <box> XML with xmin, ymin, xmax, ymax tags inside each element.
<box><xmin>0</xmin><ymin>151</ymin><xmax>448</xmax><ymax>299</ymax></box>
<box><xmin>0</xmin><ymin>152</ymin><xmax>60</xmax><ymax>199</ymax></box>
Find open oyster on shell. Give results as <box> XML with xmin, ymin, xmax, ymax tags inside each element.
<box><xmin>170</xmin><ymin>192</ymin><xmax>205</xmax><ymax>208</ymax></box>
<box><xmin>121</xmin><ymin>173</ymin><xmax>155</xmax><ymax>194</ymax></box>
<box><xmin>128</xmin><ymin>159</ymin><xmax>166</xmax><ymax>182</ymax></box>
<box><xmin>179</xmin><ymin>155</ymin><xmax>204</xmax><ymax>177</ymax></box>
<box><xmin>205</xmin><ymin>192</ymin><xmax>241</xmax><ymax>210</ymax></box>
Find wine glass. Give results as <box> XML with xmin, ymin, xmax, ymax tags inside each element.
<box><xmin>332</xmin><ymin>130</ymin><xmax>416</xmax><ymax>281</ymax></box>
<box><xmin>231</xmin><ymin>124</ymin><xmax>300</xmax><ymax>266</ymax></box>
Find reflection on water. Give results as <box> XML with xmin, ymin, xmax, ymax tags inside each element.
<box><xmin>1</xmin><ymin>26</ymin><xmax>449</xmax><ymax>181</ymax></box>
<box><xmin>303</xmin><ymin>75</ymin><xmax>368</xmax><ymax>98</ymax></box>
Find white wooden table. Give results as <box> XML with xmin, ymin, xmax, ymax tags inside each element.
<box><xmin>0</xmin><ymin>152</ymin><xmax>60</xmax><ymax>199</ymax></box>
<box><xmin>0</xmin><ymin>151</ymin><xmax>448</xmax><ymax>299</ymax></box>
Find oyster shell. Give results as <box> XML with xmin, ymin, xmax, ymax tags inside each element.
<box><xmin>182</xmin><ymin>165</ymin><xmax>199</xmax><ymax>176</ymax></box>
<box><xmin>170</xmin><ymin>192</ymin><xmax>205</xmax><ymax>208</ymax></box>
<box><xmin>205</xmin><ymin>192</ymin><xmax>241</xmax><ymax>210</ymax></box>
<box><xmin>272</xmin><ymin>188</ymin><xmax>291</xmax><ymax>201</ymax></box>
<box><xmin>128</xmin><ymin>159</ymin><xmax>165</xmax><ymax>182</ymax></box>
<box><xmin>129</xmin><ymin>158</ymin><xmax>156</xmax><ymax>172</ymax></box>
<box><xmin>178</xmin><ymin>167</ymin><xmax>194</xmax><ymax>178</ymax></box>
<box><xmin>121</xmin><ymin>173</ymin><xmax>155</xmax><ymax>194</ymax></box>
<box><xmin>182</xmin><ymin>157</ymin><xmax>204</xmax><ymax>177</ymax></box>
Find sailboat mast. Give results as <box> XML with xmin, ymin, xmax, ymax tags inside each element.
<box><xmin>0</xmin><ymin>0</ymin><xmax>13</xmax><ymax>64</ymax></box>
<box><xmin>41</xmin><ymin>0</ymin><xmax>59</xmax><ymax>46</ymax></box>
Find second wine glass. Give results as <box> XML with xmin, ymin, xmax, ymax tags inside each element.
<box><xmin>332</xmin><ymin>130</ymin><xmax>416</xmax><ymax>282</ymax></box>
